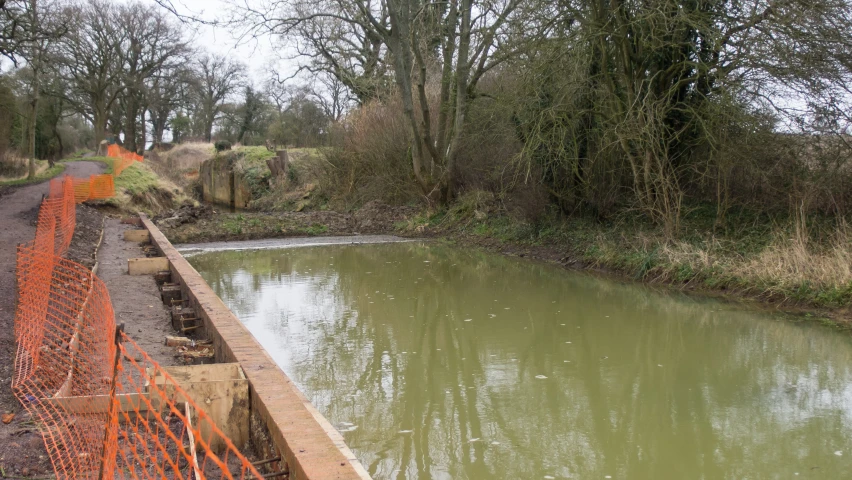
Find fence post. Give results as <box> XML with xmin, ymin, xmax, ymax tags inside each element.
<box><xmin>98</xmin><ymin>322</ymin><xmax>124</xmax><ymax>480</ymax></box>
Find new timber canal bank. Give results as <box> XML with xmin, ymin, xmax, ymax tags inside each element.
<box><xmin>131</xmin><ymin>213</ymin><xmax>375</xmax><ymax>480</ymax></box>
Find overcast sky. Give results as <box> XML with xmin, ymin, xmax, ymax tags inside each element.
<box><xmin>147</xmin><ymin>0</ymin><xmax>290</xmax><ymax>83</ymax></box>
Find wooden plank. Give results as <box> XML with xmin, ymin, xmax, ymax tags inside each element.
<box><xmin>42</xmin><ymin>393</ymin><xmax>151</xmax><ymax>415</ymax></box>
<box><xmin>123</xmin><ymin>229</ymin><xmax>150</xmax><ymax>243</ymax></box>
<box><xmin>128</xmin><ymin>257</ymin><xmax>169</xmax><ymax>275</ymax></box>
<box><xmin>184</xmin><ymin>402</ymin><xmax>201</xmax><ymax>479</ymax></box>
<box><xmin>165</xmin><ymin>336</ymin><xmax>194</xmax><ymax>347</ymax></box>
<box><xmin>154</xmin><ymin>364</ymin><xmax>249</xmax><ymax>453</ymax></box>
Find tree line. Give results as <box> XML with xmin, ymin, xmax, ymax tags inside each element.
<box><xmin>3</xmin><ymin>0</ymin><xmax>852</xmax><ymax>233</ymax></box>
<box><xmin>0</xmin><ymin>0</ymin><xmax>338</xmax><ymax>178</ymax></box>
<box><xmin>227</xmin><ymin>0</ymin><xmax>852</xmax><ymax>232</ymax></box>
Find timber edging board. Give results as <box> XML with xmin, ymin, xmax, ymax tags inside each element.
<box><xmin>138</xmin><ymin>214</ymin><xmax>370</xmax><ymax>480</ymax></box>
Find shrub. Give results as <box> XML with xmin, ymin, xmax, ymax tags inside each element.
<box><xmin>311</xmin><ymin>96</ymin><xmax>419</xmax><ymax>208</ymax></box>
<box><xmin>214</xmin><ymin>140</ymin><xmax>232</xmax><ymax>152</ymax></box>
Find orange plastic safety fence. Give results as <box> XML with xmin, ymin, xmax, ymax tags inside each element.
<box><xmin>13</xmin><ymin>178</ymin><xmax>263</xmax><ymax>480</ymax></box>
<box><xmin>44</xmin><ymin>176</ymin><xmax>76</xmax><ymax>255</ymax></box>
<box><xmin>107</xmin><ymin>144</ymin><xmax>144</xmax><ymax>178</ymax></box>
<box><xmin>13</xmin><ymin>245</ymin><xmax>118</xmax><ymax>479</ymax></box>
<box><xmin>90</xmin><ymin>174</ymin><xmax>116</xmax><ymax>200</ymax></box>
<box><xmin>72</xmin><ymin>177</ymin><xmax>92</xmax><ymax>203</ymax></box>
<box><xmin>108</xmin><ymin>334</ymin><xmax>263</xmax><ymax>480</ymax></box>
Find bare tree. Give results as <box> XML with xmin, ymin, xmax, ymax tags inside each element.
<box><xmin>146</xmin><ymin>64</ymin><xmax>193</xmax><ymax>145</ymax></box>
<box><xmin>0</xmin><ymin>0</ymin><xmax>65</xmax><ymax>64</ymax></box>
<box><xmin>230</xmin><ymin>0</ymin><xmax>543</xmax><ymax>203</ymax></box>
<box><xmin>0</xmin><ymin>0</ymin><xmax>30</xmax><ymax>61</ymax></box>
<box><xmin>52</xmin><ymin>0</ymin><xmax>126</xmax><ymax>145</ymax></box>
<box><xmin>191</xmin><ymin>53</ymin><xmax>246</xmax><ymax>142</ymax></box>
<box><xmin>231</xmin><ymin>0</ymin><xmax>390</xmax><ymax>104</ymax></box>
<box><xmin>10</xmin><ymin>0</ymin><xmax>66</xmax><ymax>177</ymax></box>
<box><xmin>312</xmin><ymin>71</ymin><xmax>351</xmax><ymax>121</ymax></box>
<box><xmin>117</xmin><ymin>1</ymin><xmax>189</xmax><ymax>153</ymax></box>
<box><xmin>22</xmin><ymin>0</ymin><xmax>43</xmax><ymax>177</ymax></box>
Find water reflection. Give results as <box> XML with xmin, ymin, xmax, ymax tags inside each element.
<box><xmin>189</xmin><ymin>242</ymin><xmax>852</xmax><ymax>479</ymax></box>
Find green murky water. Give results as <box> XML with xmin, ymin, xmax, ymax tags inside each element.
<box><xmin>187</xmin><ymin>241</ymin><xmax>852</xmax><ymax>479</ymax></box>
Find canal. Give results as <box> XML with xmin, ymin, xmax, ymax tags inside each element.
<box><xmin>186</xmin><ymin>240</ymin><xmax>852</xmax><ymax>479</ymax></box>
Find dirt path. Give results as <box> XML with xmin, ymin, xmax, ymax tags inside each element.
<box><xmin>0</xmin><ymin>161</ymin><xmax>104</xmax><ymax>477</ymax></box>
<box><xmin>97</xmin><ymin>218</ymin><xmax>176</xmax><ymax>367</ymax></box>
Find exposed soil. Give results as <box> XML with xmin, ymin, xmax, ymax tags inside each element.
<box><xmin>0</xmin><ymin>161</ymin><xmax>105</xmax><ymax>478</ymax></box>
<box><xmin>353</xmin><ymin>200</ymin><xmax>419</xmax><ymax>234</ymax></box>
<box><xmin>66</xmin><ymin>205</ymin><xmax>105</xmax><ymax>270</ymax></box>
<box><xmin>156</xmin><ymin>200</ymin><xmax>418</xmax><ymax>244</ymax></box>
<box><xmin>152</xmin><ymin>200</ymin><xmax>213</xmax><ymax>229</ymax></box>
<box><xmin>96</xmin><ymin>217</ymin><xmax>178</xmax><ymax>368</ymax></box>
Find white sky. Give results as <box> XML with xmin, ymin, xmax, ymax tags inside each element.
<box><xmin>145</xmin><ymin>0</ymin><xmax>293</xmax><ymax>83</ymax></box>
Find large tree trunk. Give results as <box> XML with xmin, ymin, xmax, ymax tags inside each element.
<box><xmin>387</xmin><ymin>0</ymin><xmax>431</xmax><ymax>196</ymax></box>
<box><xmin>26</xmin><ymin>72</ymin><xmax>39</xmax><ymax>179</ymax></box>
<box><xmin>204</xmin><ymin>118</ymin><xmax>213</xmax><ymax>143</ymax></box>
<box><xmin>93</xmin><ymin>104</ymin><xmax>107</xmax><ymax>146</ymax></box>
<box><xmin>124</xmin><ymin>96</ymin><xmax>140</xmax><ymax>153</ymax></box>
<box><xmin>443</xmin><ymin>0</ymin><xmax>473</xmax><ymax>203</ymax></box>
<box><xmin>139</xmin><ymin>108</ymin><xmax>146</xmax><ymax>153</ymax></box>
<box><xmin>26</xmin><ymin>0</ymin><xmax>40</xmax><ymax>179</ymax></box>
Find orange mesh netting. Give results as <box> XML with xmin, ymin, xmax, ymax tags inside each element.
<box><xmin>108</xmin><ymin>334</ymin><xmax>262</xmax><ymax>480</ymax></box>
<box><xmin>107</xmin><ymin>144</ymin><xmax>143</xmax><ymax>178</ymax></box>
<box><xmin>14</xmin><ymin>245</ymin><xmax>119</xmax><ymax>478</ymax></box>
<box><xmin>90</xmin><ymin>174</ymin><xmax>116</xmax><ymax>200</ymax></box>
<box><xmin>44</xmin><ymin>176</ymin><xmax>76</xmax><ymax>254</ymax></box>
<box><xmin>13</xmin><ymin>169</ymin><xmax>262</xmax><ymax>479</ymax></box>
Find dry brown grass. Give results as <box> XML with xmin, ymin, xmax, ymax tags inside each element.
<box><xmin>733</xmin><ymin>231</ymin><xmax>852</xmax><ymax>292</ymax></box>
<box><xmin>568</xmin><ymin>210</ymin><xmax>852</xmax><ymax>306</ymax></box>
<box><xmin>0</xmin><ymin>155</ymin><xmax>52</xmax><ymax>181</ymax></box>
<box><xmin>146</xmin><ymin>143</ymin><xmax>213</xmax><ymax>189</ymax></box>
<box><xmin>150</xmin><ymin>143</ymin><xmax>214</xmax><ymax>171</ymax></box>
<box><xmin>655</xmin><ymin>223</ymin><xmax>852</xmax><ymax>303</ymax></box>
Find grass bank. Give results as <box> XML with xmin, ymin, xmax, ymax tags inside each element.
<box><xmin>157</xmin><ymin>194</ymin><xmax>852</xmax><ymax>324</ymax></box>
<box><xmin>395</xmin><ymin>192</ymin><xmax>852</xmax><ymax>316</ymax></box>
<box><xmin>64</xmin><ymin>156</ymin><xmax>187</xmax><ymax>214</ymax></box>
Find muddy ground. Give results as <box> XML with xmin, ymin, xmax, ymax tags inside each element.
<box><xmin>157</xmin><ymin>199</ymin><xmax>418</xmax><ymax>243</ymax></box>
<box><xmin>0</xmin><ymin>162</ymin><xmax>104</xmax><ymax>478</ymax></box>
<box><xmin>97</xmin><ymin>217</ymin><xmax>177</xmax><ymax>368</ymax></box>
<box><xmin>67</xmin><ymin>204</ymin><xmax>105</xmax><ymax>270</ymax></box>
